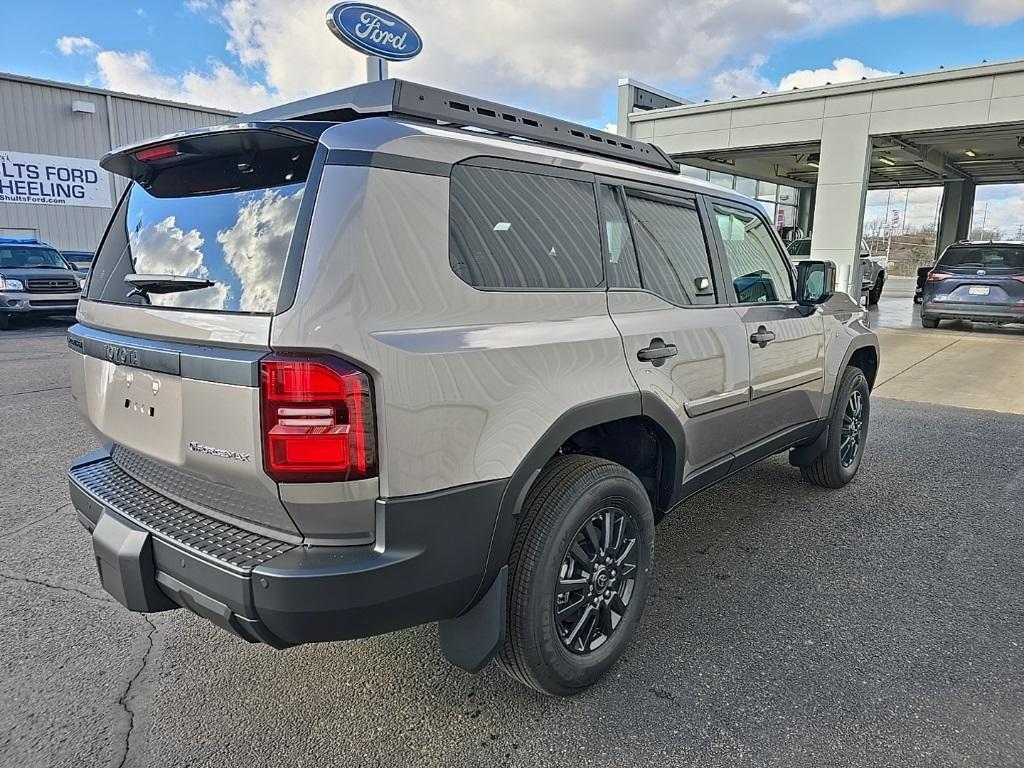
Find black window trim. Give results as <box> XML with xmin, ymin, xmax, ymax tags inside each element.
<box><xmin>611</xmin><ymin>183</ymin><xmax>729</xmax><ymax>310</ymax></box>
<box><xmin>704</xmin><ymin>195</ymin><xmax>799</xmax><ymax>308</ymax></box>
<box><xmin>596</xmin><ymin>182</ymin><xmax>641</xmax><ymax>291</ymax></box>
<box><xmin>448</xmin><ymin>159</ymin><xmax>608</xmax><ymax>294</ymax></box>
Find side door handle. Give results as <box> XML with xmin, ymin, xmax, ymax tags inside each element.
<box><xmin>637</xmin><ymin>338</ymin><xmax>678</xmax><ymax>367</ymax></box>
<box><xmin>749</xmin><ymin>326</ymin><xmax>776</xmax><ymax>348</ymax></box>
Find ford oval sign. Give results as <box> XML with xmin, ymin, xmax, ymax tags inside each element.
<box><xmin>326</xmin><ymin>3</ymin><xmax>422</xmax><ymax>62</ymax></box>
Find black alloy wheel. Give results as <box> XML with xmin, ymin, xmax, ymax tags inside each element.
<box><xmin>840</xmin><ymin>389</ymin><xmax>866</xmax><ymax>468</ymax></box>
<box><xmin>554</xmin><ymin>508</ymin><xmax>639</xmax><ymax>654</ymax></box>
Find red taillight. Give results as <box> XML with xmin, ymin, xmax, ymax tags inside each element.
<box><xmin>927</xmin><ymin>271</ymin><xmax>953</xmax><ymax>282</ymax></box>
<box><xmin>260</xmin><ymin>355</ymin><xmax>376</xmax><ymax>482</ymax></box>
<box><xmin>135</xmin><ymin>143</ymin><xmax>179</xmax><ymax>162</ymax></box>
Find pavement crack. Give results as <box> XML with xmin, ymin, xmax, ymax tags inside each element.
<box><xmin>0</xmin><ymin>572</ymin><xmax>114</xmax><ymax>605</ymax></box>
<box><xmin>116</xmin><ymin>615</ymin><xmax>157</xmax><ymax>768</ymax></box>
<box><xmin>0</xmin><ymin>385</ymin><xmax>72</xmax><ymax>398</ymax></box>
<box><xmin>874</xmin><ymin>336</ymin><xmax>962</xmax><ymax>389</ymax></box>
<box><xmin>0</xmin><ymin>503</ymin><xmax>66</xmax><ymax>541</ymax></box>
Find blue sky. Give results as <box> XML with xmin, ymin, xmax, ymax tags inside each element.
<box><xmin>6</xmin><ymin>1</ymin><xmax>1024</xmax><ymax>233</ymax></box>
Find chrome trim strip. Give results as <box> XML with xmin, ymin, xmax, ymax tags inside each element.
<box><xmin>683</xmin><ymin>387</ymin><xmax>749</xmax><ymax>418</ymax></box>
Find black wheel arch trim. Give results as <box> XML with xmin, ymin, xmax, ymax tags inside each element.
<box><xmin>830</xmin><ymin>338</ymin><xmax>879</xmax><ymax>416</ymax></box>
<box><xmin>464</xmin><ymin>391</ymin><xmax>684</xmax><ymax>613</ymax></box>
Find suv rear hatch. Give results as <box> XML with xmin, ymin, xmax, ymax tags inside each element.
<box><xmin>930</xmin><ymin>244</ymin><xmax>1024</xmax><ymax>307</ymax></box>
<box><xmin>70</xmin><ymin>123</ymin><xmax>327</xmax><ymax>540</ymax></box>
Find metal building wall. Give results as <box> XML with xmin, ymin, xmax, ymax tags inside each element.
<box><xmin>0</xmin><ymin>73</ymin><xmax>233</xmax><ymax>251</ymax></box>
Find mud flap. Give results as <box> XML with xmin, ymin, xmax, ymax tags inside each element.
<box><xmin>92</xmin><ymin>512</ymin><xmax>176</xmax><ymax>612</ymax></box>
<box><xmin>438</xmin><ymin>565</ymin><xmax>507</xmax><ymax>674</ymax></box>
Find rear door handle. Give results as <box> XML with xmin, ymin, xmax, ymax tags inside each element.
<box><xmin>637</xmin><ymin>338</ymin><xmax>678</xmax><ymax>367</ymax></box>
<box><xmin>749</xmin><ymin>326</ymin><xmax>776</xmax><ymax>348</ymax></box>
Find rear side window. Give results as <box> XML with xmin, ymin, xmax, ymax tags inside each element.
<box><xmin>449</xmin><ymin>166</ymin><xmax>603</xmax><ymax>290</ymax></box>
<box><xmin>87</xmin><ymin>141</ymin><xmax>313</xmax><ymax>313</ymax></box>
<box><xmin>625</xmin><ymin>193</ymin><xmax>717</xmax><ymax>306</ymax></box>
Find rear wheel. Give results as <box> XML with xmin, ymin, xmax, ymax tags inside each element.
<box><xmin>800</xmin><ymin>366</ymin><xmax>870</xmax><ymax>489</ymax></box>
<box><xmin>921</xmin><ymin>315</ymin><xmax>939</xmax><ymax>328</ymax></box>
<box><xmin>496</xmin><ymin>454</ymin><xmax>655</xmax><ymax>696</ymax></box>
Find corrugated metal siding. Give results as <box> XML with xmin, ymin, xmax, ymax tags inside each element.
<box><xmin>0</xmin><ymin>75</ymin><xmax>233</xmax><ymax>251</ymax></box>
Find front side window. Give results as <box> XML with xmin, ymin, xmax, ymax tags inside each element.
<box><xmin>713</xmin><ymin>204</ymin><xmax>794</xmax><ymax>304</ymax></box>
<box><xmin>449</xmin><ymin>166</ymin><xmax>603</xmax><ymax>290</ymax></box>
<box><xmin>626</xmin><ymin>193</ymin><xmax>717</xmax><ymax>306</ymax></box>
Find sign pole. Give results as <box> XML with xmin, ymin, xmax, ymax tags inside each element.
<box><xmin>366</xmin><ymin>56</ymin><xmax>389</xmax><ymax>82</ymax></box>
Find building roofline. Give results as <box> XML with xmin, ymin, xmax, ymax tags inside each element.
<box><xmin>0</xmin><ymin>70</ymin><xmax>237</xmax><ymax>116</ymax></box>
<box><xmin>628</xmin><ymin>57</ymin><xmax>1024</xmax><ymax>122</ymax></box>
<box><xmin>616</xmin><ymin>77</ymin><xmax>692</xmax><ymax>105</ymax></box>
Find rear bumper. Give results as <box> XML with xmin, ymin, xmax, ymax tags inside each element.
<box><xmin>922</xmin><ymin>300</ymin><xmax>1024</xmax><ymax>323</ymax></box>
<box><xmin>69</xmin><ymin>448</ymin><xmax>506</xmax><ymax>647</ymax></box>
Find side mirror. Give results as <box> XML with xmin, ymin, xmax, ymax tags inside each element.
<box><xmin>796</xmin><ymin>260</ymin><xmax>836</xmax><ymax>307</ymax></box>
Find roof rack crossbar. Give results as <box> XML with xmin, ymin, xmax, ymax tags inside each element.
<box><xmin>240</xmin><ymin>79</ymin><xmax>679</xmax><ymax>174</ymax></box>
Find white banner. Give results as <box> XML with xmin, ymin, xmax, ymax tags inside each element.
<box><xmin>0</xmin><ymin>149</ymin><xmax>111</xmax><ymax>208</ymax></box>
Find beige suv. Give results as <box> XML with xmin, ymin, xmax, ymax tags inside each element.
<box><xmin>67</xmin><ymin>80</ymin><xmax>879</xmax><ymax>696</ymax></box>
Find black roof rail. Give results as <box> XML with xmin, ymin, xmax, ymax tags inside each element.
<box><xmin>240</xmin><ymin>79</ymin><xmax>679</xmax><ymax>174</ymax></box>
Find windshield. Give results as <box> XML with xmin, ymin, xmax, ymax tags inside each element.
<box><xmin>939</xmin><ymin>246</ymin><xmax>1024</xmax><ymax>271</ymax></box>
<box><xmin>0</xmin><ymin>246</ymin><xmax>71</xmax><ymax>270</ymax></box>
<box><xmin>87</xmin><ymin>181</ymin><xmax>305</xmax><ymax>312</ymax></box>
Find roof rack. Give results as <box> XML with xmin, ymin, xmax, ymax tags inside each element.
<box><xmin>241</xmin><ymin>79</ymin><xmax>679</xmax><ymax>174</ymax></box>
<box><xmin>0</xmin><ymin>236</ymin><xmax>47</xmax><ymax>246</ymax></box>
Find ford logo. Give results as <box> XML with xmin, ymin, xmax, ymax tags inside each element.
<box><xmin>326</xmin><ymin>2</ymin><xmax>422</xmax><ymax>62</ymax></box>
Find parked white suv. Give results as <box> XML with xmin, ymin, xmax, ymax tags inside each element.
<box><xmin>67</xmin><ymin>80</ymin><xmax>879</xmax><ymax>695</ymax></box>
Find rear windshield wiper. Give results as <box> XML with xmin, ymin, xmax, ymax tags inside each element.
<box><xmin>124</xmin><ymin>274</ymin><xmax>215</xmax><ymax>298</ymax></box>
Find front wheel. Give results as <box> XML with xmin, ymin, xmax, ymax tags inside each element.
<box><xmin>868</xmin><ymin>276</ymin><xmax>884</xmax><ymax>305</ymax></box>
<box><xmin>496</xmin><ymin>455</ymin><xmax>655</xmax><ymax>696</ymax></box>
<box><xmin>921</xmin><ymin>315</ymin><xmax>939</xmax><ymax>328</ymax></box>
<box><xmin>800</xmin><ymin>366</ymin><xmax>870</xmax><ymax>489</ymax></box>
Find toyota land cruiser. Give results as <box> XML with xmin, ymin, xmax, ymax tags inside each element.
<box><xmin>67</xmin><ymin>79</ymin><xmax>879</xmax><ymax>696</ymax></box>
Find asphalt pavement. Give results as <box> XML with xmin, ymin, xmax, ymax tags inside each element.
<box><xmin>1</xmin><ymin>313</ymin><xmax>1022</xmax><ymax>768</ymax></box>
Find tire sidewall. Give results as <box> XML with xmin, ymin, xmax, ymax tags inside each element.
<box><xmin>830</xmin><ymin>370</ymin><xmax>870</xmax><ymax>483</ymax></box>
<box><xmin>522</xmin><ymin>469</ymin><xmax>654</xmax><ymax>694</ymax></box>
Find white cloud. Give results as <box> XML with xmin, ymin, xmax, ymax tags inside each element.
<box><xmin>217</xmin><ymin>187</ymin><xmax>304</xmax><ymax>312</ymax></box>
<box><xmin>709</xmin><ymin>56</ymin><xmax>774</xmax><ymax>99</ymax></box>
<box><xmin>95</xmin><ymin>49</ymin><xmax>272</xmax><ymax>111</ymax></box>
<box><xmin>875</xmin><ymin>0</ymin><xmax>1024</xmax><ymax>25</ymax></box>
<box><xmin>56</xmin><ymin>36</ymin><xmax>98</xmax><ymax>56</ymax></box>
<box><xmin>215</xmin><ymin>0</ymin><xmax>869</xmax><ymax>119</ymax></box>
<box><xmin>129</xmin><ymin>214</ymin><xmax>231</xmax><ymax>309</ymax></box>
<box><xmin>778</xmin><ymin>57</ymin><xmax>895</xmax><ymax>91</ymax></box>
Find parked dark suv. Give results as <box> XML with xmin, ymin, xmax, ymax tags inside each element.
<box><xmin>67</xmin><ymin>79</ymin><xmax>879</xmax><ymax>696</ymax></box>
<box><xmin>921</xmin><ymin>241</ymin><xmax>1024</xmax><ymax>327</ymax></box>
<box><xmin>0</xmin><ymin>237</ymin><xmax>84</xmax><ymax>329</ymax></box>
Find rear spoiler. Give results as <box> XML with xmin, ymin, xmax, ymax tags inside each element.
<box><xmin>99</xmin><ymin>121</ymin><xmax>331</xmax><ymax>182</ymax></box>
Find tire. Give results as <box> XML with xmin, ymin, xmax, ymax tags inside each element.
<box><xmin>496</xmin><ymin>454</ymin><xmax>655</xmax><ymax>696</ymax></box>
<box><xmin>921</xmin><ymin>315</ymin><xmax>939</xmax><ymax>328</ymax></box>
<box><xmin>800</xmin><ymin>366</ymin><xmax>870</xmax><ymax>489</ymax></box>
<box><xmin>0</xmin><ymin>314</ymin><xmax>11</xmax><ymax>331</ymax></box>
<box><xmin>868</xmin><ymin>277</ymin><xmax>883</xmax><ymax>306</ymax></box>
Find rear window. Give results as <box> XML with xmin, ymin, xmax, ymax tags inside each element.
<box><xmin>87</xmin><ymin>141</ymin><xmax>313</xmax><ymax>313</ymax></box>
<box><xmin>939</xmin><ymin>246</ymin><xmax>1024</xmax><ymax>271</ymax></box>
<box><xmin>449</xmin><ymin>165</ymin><xmax>602</xmax><ymax>290</ymax></box>
<box><xmin>787</xmin><ymin>239</ymin><xmax>812</xmax><ymax>257</ymax></box>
